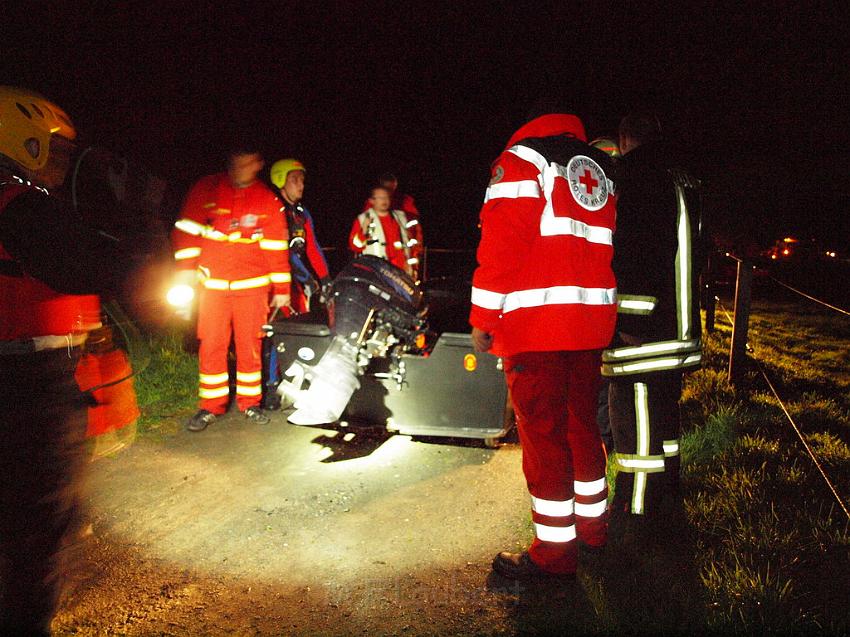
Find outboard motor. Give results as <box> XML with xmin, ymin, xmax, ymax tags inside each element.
<box><xmin>284</xmin><ymin>256</ymin><xmax>426</xmax><ymax>425</ymax></box>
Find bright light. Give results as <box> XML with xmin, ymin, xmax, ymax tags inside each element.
<box><xmin>166</xmin><ymin>284</ymin><xmax>195</xmax><ymax>307</ymax></box>
<box><xmin>782</xmin><ymin>248</ymin><xmax>790</xmax><ymax>256</ymax></box>
<box><xmin>827</xmin><ymin>251</ymin><xmax>836</xmax><ymax>258</ymax></box>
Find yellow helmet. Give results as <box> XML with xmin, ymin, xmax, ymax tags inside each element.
<box><xmin>0</xmin><ymin>86</ymin><xmax>77</xmax><ymax>172</ymax></box>
<box><xmin>590</xmin><ymin>137</ymin><xmax>621</xmax><ymax>159</ymax></box>
<box><xmin>269</xmin><ymin>158</ymin><xmax>305</xmax><ymax>188</ymax></box>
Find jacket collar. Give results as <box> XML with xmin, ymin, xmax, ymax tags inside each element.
<box><xmin>506</xmin><ymin>114</ymin><xmax>587</xmax><ymax>149</ymax></box>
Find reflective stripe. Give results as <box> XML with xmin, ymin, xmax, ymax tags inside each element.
<box><xmin>508</xmin><ymin>144</ymin><xmax>613</xmax><ymax>246</ymax></box>
<box><xmin>202</xmin><ymin>202</ymin><xmax>216</xmax><ymax>209</ymax></box>
<box><xmin>407</xmin><ymin>257</ymin><xmax>419</xmax><ymax>265</ymax></box>
<box><xmin>393</xmin><ymin>240</ymin><xmax>403</xmax><ymax>248</ymax></box>
<box><xmin>199</xmin><ymin>386</ymin><xmax>229</xmax><ymax>399</ymax></box>
<box><xmin>617</xmin><ymin>295</ymin><xmax>657</xmax><ymax>315</ymax></box>
<box><xmin>259</xmin><ymin>239</ymin><xmax>288</xmax><ymax>251</ymax></box>
<box><xmin>675</xmin><ymin>183</ymin><xmax>693</xmax><ymax>340</ymax></box>
<box><xmin>539</xmin><ymin>214</ymin><xmax>613</xmax><ymax>245</ymax></box>
<box><xmin>407</xmin><ymin>238</ymin><xmax>419</xmax><ymax>247</ymax></box>
<box><xmin>174</xmin><ymin>218</ymin><xmax>207</xmax><ymax>236</ymax></box>
<box><xmin>503</xmin><ymin>285</ymin><xmax>616</xmax><ymax>314</ymax></box>
<box><xmin>484</xmin><ymin>180</ymin><xmax>542</xmax><ymax>202</ymax></box>
<box><xmin>269</xmin><ymin>272</ymin><xmax>291</xmax><ymax>284</ymax></box>
<box><xmin>199</xmin><ymin>372</ymin><xmax>229</xmax><ymax>385</ymax></box>
<box><xmin>531</xmin><ymin>496</ymin><xmax>573</xmax><ymax>517</ymax></box>
<box><xmin>507</xmin><ymin>144</ymin><xmax>549</xmax><ymax>173</ymax></box>
<box><xmin>230</xmin><ymin>276</ymin><xmax>271</xmax><ymax>290</ymax></box>
<box><xmin>174</xmin><ymin>247</ymin><xmax>202</xmax><ymax>260</ymax></box>
<box><xmin>663</xmin><ymin>439</ymin><xmax>680</xmax><ymax>457</ymax></box>
<box><xmin>405</xmin><ymin>219</ymin><xmax>419</xmax><ymax>228</ymax></box>
<box><xmin>202</xmin><ymin>276</ymin><xmax>271</xmax><ymax>291</ymax></box>
<box><xmin>602</xmin><ymin>352</ymin><xmax>702</xmax><ymax>376</ymax></box>
<box><xmin>633</xmin><ymin>382</ymin><xmax>650</xmax><ymax>513</ymax></box>
<box><xmin>603</xmin><ymin>338</ymin><xmax>701</xmax><ymax>362</ymax></box>
<box><xmin>352</xmin><ymin>235</ymin><xmax>365</xmax><ymax>248</ymax></box>
<box><xmin>236</xmin><ymin>371</ymin><xmax>262</xmax><ymax>383</ymax></box>
<box><xmin>615</xmin><ymin>455</ymin><xmax>666</xmax><ymax>472</ymax></box>
<box><xmin>575</xmin><ymin>500</ymin><xmax>607</xmax><ymax>518</ymax></box>
<box><xmin>471</xmin><ymin>286</ymin><xmax>505</xmax><ymax>311</ymax></box>
<box><xmin>236</xmin><ymin>384</ymin><xmax>262</xmax><ymax>396</ymax></box>
<box><xmin>534</xmin><ymin>522</ymin><xmax>576</xmax><ymax>543</ymax></box>
<box><xmin>574</xmin><ymin>477</ymin><xmax>607</xmax><ymax>496</ymax></box>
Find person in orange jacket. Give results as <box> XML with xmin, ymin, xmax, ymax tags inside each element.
<box><xmin>349</xmin><ymin>185</ymin><xmax>417</xmax><ymax>277</ymax></box>
<box><xmin>172</xmin><ymin>146</ymin><xmax>291</xmax><ymax>431</ymax></box>
<box><xmin>470</xmin><ymin>108</ymin><xmax>618</xmax><ymax>581</ymax></box>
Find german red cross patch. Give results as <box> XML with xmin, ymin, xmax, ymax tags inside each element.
<box><xmin>567</xmin><ymin>155</ymin><xmax>609</xmax><ymax>211</ymax></box>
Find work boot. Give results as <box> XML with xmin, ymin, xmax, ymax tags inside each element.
<box><xmin>187</xmin><ymin>409</ymin><xmax>216</xmax><ymax>432</ymax></box>
<box><xmin>492</xmin><ymin>551</ymin><xmax>576</xmax><ymax>581</ymax></box>
<box><xmin>244</xmin><ymin>406</ymin><xmax>270</xmax><ymax>425</ymax></box>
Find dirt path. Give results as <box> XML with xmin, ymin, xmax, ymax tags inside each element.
<box><xmin>52</xmin><ymin>410</ymin><xmax>612</xmax><ymax>636</ymax></box>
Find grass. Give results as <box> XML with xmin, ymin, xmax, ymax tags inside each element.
<box><xmin>129</xmin><ymin>327</ymin><xmax>197</xmax><ymax>437</ymax></box>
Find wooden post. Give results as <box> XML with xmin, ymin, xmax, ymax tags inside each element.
<box><xmin>728</xmin><ymin>259</ymin><xmax>753</xmax><ymax>386</ymax></box>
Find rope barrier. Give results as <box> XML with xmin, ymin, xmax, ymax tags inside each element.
<box><xmin>713</xmin><ymin>297</ymin><xmax>850</xmax><ymax>521</ymax></box>
<box><xmin>767</xmin><ymin>275</ymin><xmax>850</xmax><ymax>317</ymax></box>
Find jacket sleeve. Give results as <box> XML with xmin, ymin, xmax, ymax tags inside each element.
<box><xmin>469</xmin><ymin>152</ymin><xmax>543</xmax><ymax>333</ymax></box>
<box><xmin>349</xmin><ymin>216</ymin><xmax>367</xmax><ymax>254</ymax></box>
<box><xmin>259</xmin><ymin>197</ymin><xmax>291</xmax><ymax>296</ymax></box>
<box><xmin>170</xmin><ymin>178</ymin><xmax>211</xmax><ymax>273</ymax></box>
<box><xmin>303</xmin><ymin>211</ymin><xmax>329</xmax><ymax>279</ymax></box>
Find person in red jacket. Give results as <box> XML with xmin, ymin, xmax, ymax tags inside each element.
<box><xmin>349</xmin><ymin>185</ymin><xmax>416</xmax><ymax>276</ymax></box>
<box><xmin>172</xmin><ymin>147</ymin><xmax>291</xmax><ymax>431</ymax></box>
<box><xmin>360</xmin><ymin>173</ymin><xmax>422</xmax><ymax>277</ymax></box>
<box><xmin>470</xmin><ymin>110</ymin><xmax>618</xmax><ymax>580</ymax></box>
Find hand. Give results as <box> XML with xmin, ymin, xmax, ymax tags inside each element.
<box><xmin>471</xmin><ymin>327</ymin><xmax>493</xmax><ymax>352</ymax></box>
<box><xmin>270</xmin><ymin>293</ymin><xmax>291</xmax><ymax>310</ymax></box>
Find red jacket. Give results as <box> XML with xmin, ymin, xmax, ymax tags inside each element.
<box><xmin>172</xmin><ymin>174</ymin><xmax>290</xmax><ymax>296</ymax></box>
<box><xmin>469</xmin><ymin>114</ymin><xmax>617</xmax><ymax>356</ymax></box>
<box><xmin>349</xmin><ymin>209</ymin><xmax>414</xmax><ymax>274</ymax></box>
<box><xmin>0</xmin><ymin>182</ymin><xmax>100</xmax><ymax>340</ymax></box>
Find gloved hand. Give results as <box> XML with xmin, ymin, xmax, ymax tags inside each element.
<box><xmin>319</xmin><ymin>277</ymin><xmax>333</xmax><ymax>304</ymax></box>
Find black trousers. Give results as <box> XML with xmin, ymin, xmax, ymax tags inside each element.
<box><xmin>608</xmin><ymin>370</ymin><xmax>682</xmax><ymax>515</ymax></box>
<box><xmin>0</xmin><ymin>347</ymin><xmax>88</xmax><ymax>635</ymax></box>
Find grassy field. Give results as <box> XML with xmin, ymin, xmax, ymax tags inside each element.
<box><xmin>129</xmin><ymin>299</ymin><xmax>850</xmax><ymax>634</ymax></box>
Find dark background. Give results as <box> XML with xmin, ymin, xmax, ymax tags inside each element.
<box><xmin>4</xmin><ymin>1</ymin><xmax>849</xmax><ymax>264</ymax></box>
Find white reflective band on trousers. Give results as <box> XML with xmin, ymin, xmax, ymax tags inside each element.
<box><xmin>575</xmin><ymin>500</ymin><xmax>607</xmax><ymax>518</ymax></box>
<box><xmin>573</xmin><ymin>476</ymin><xmax>608</xmax><ymax>518</ymax></box>
<box><xmin>534</xmin><ymin>523</ymin><xmax>577</xmax><ymax>543</ymax></box>
<box><xmin>574</xmin><ymin>476</ymin><xmax>607</xmax><ymax>496</ymax></box>
<box><xmin>531</xmin><ymin>496</ymin><xmax>574</xmax><ymax>517</ymax></box>
<box><xmin>663</xmin><ymin>439</ymin><xmax>680</xmax><ymax>457</ymax></box>
<box><xmin>507</xmin><ymin>144</ymin><xmax>613</xmax><ymax>246</ymax></box>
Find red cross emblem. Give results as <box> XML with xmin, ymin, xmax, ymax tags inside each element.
<box><xmin>578</xmin><ymin>169</ymin><xmax>598</xmax><ymax>194</ymax></box>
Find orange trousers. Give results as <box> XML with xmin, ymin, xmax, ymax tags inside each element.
<box><xmin>197</xmin><ymin>289</ymin><xmax>269</xmax><ymax>414</ymax></box>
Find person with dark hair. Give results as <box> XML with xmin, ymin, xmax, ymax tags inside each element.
<box><xmin>470</xmin><ymin>110</ymin><xmax>618</xmax><ymax>580</ymax></box>
<box><xmin>349</xmin><ymin>184</ymin><xmax>416</xmax><ymax>276</ymax></box>
<box><xmin>172</xmin><ymin>149</ymin><xmax>291</xmax><ymax>431</ymax></box>
<box><xmin>603</xmin><ymin>113</ymin><xmax>702</xmax><ymax>519</ymax></box>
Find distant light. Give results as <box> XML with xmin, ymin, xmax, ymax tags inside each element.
<box><xmin>771</xmin><ymin>254</ymin><xmax>777</xmax><ymax>260</ymax></box>
<box><xmin>783</xmin><ymin>237</ymin><xmax>797</xmax><ymax>243</ymax></box>
<box><xmin>166</xmin><ymin>284</ymin><xmax>194</xmax><ymax>307</ymax></box>
<box><xmin>827</xmin><ymin>251</ymin><xmax>836</xmax><ymax>258</ymax></box>
<box><xmin>463</xmin><ymin>354</ymin><xmax>477</xmax><ymax>372</ymax></box>
<box><xmin>782</xmin><ymin>248</ymin><xmax>790</xmax><ymax>256</ymax></box>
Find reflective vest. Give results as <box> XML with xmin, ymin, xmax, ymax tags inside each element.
<box><xmin>171</xmin><ymin>174</ymin><xmax>291</xmax><ymax>295</ymax></box>
<box><xmin>469</xmin><ymin>114</ymin><xmax>618</xmax><ymax>357</ymax></box>
<box><xmin>603</xmin><ymin>162</ymin><xmax>703</xmax><ymax>377</ymax></box>
<box><xmin>349</xmin><ymin>209</ymin><xmax>417</xmax><ymax>273</ymax></box>
<box><xmin>0</xmin><ymin>180</ymin><xmax>101</xmax><ymax>341</ymax></box>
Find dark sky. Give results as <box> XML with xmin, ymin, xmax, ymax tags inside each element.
<box><xmin>4</xmin><ymin>2</ymin><xmax>849</xmax><ymax>254</ymax></box>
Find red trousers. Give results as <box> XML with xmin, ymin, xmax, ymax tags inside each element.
<box><xmin>197</xmin><ymin>289</ymin><xmax>269</xmax><ymax>414</ymax></box>
<box><xmin>505</xmin><ymin>350</ymin><xmax>608</xmax><ymax>574</ymax></box>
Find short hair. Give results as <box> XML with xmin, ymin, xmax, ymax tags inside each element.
<box><xmin>369</xmin><ymin>184</ymin><xmax>390</xmax><ymax>198</ymax></box>
<box><xmin>378</xmin><ymin>172</ymin><xmax>398</xmax><ymax>184</ymax></box>
<box><xmin>619</xmin><ymin>113</ymin><xmax>662</xmax><ymax>145</ymax></box>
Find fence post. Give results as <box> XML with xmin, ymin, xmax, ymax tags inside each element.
<box><xmin>728</xmin><ymin>259</ymin><xmax>753</xmax><ymax>386</ymax></box>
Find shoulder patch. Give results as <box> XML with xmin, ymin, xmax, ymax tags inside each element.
<box><xmin>566</xmin><ymin>155</ymin><xmax>609</xmax><ymax>211</ymax></box>
<box><xmin>489</xmin><ymin>164</ymin><xmax>505</xmax><ymax>185</ymax></box>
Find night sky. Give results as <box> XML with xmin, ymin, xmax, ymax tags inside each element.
<box><xmin>4</xmin><ymin>2</ymin><xmax>849</xmax><ymax>258</ymax></box>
